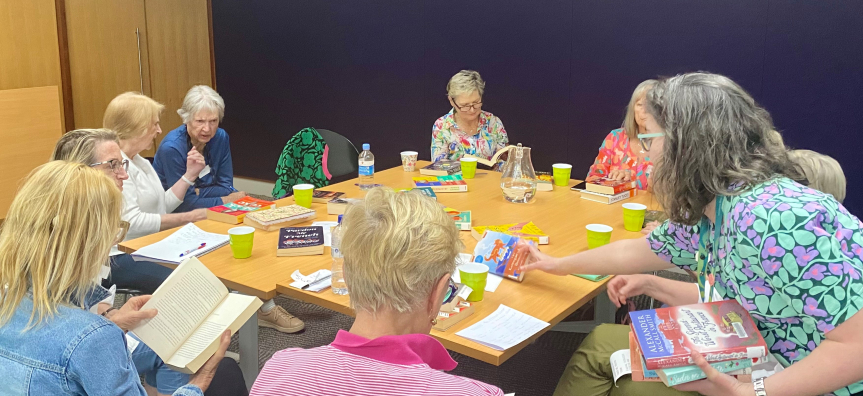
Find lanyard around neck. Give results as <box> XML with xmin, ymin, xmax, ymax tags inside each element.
<box><xmin>696</xmin><ymin>196</ymin><xmax>725</xmax><ymax>302</ymax></box>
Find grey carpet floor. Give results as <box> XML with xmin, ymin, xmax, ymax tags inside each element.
<box><xmin>218</xmin><ymin>269</ymin><xmax>693</xmax><ymax>396</ymax></box>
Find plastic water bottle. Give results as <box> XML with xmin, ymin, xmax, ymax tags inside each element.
<box><xmin>331</xmin><ymin>215</ymin><xmax>348</xmax><ymax>295</ymax></box>
<box><xmin>358</xmin><ymin>143</ymin><xmax>375</xmax><ymax>190</ymax></box>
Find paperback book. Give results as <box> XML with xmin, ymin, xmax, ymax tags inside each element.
<box><xmin>419</xmin><ymin>160</ymin><xmax>461</xmax><ymax>176</ymax></box>
<box><xmin>443</xmin><ymin>207</ymin><xmax>472</xmax><ymax>230</ymax></box>
<box><xmin>277</xmin><ymin>226</ymin><xmax>325</xmax><ymax>256</ymax></box>
<box><xmin>206</xmin><ymin>196</ymin><xmax>275</xmax><ymax>224</ymax></box>
<box><xmin>327</xmin><ymin>197</ymin><xmax>363</xmax><ymax>215</ymax></box>
<box><xmin>629</xmin><ymin>300</ymin><xmax>768</xmax><ymax>370</ymax></box>
<box><xmin>471</xmin><ymin>230</ymin><xmax>532</xmax><ymax>281</ymax></box>
<box><xmin>243</xmin><ymin>205</ymin><xmax>317</xmax><ymax>232</ymax></box>
<box><xmin>471</xmin><ymin>221</ymin><xmax>549</xmax><ymax>245</ymax></box>
<box><xmin>580</xmin><ymin>189</ymin><xmax>637</xmax><ymax>204</ymax></box>
<box><xmin>463</xmin><ymin>145</ymin><xmax>516</xmax><ymax>167</ymax></box>
<box><xmin>310</xmin><ymin>190</ymin><xmax>345</xmax><ymax>203</ymax></box>
<box><xmin>657</xmin><ymin>357</ymin><xmax>754</xmax><ymax>386</ymax></box>
<box><xmin>585</xmin><ymin>178</ymin><xmax>637</xmax><ymax>195</ymax></box>
<box><xmin>535</xmin><ymin>172</ymin><xmax>553</xmax><ymax>192</ymax></box>
<box><xmin>412</xmin><ymin>175</ymin><xmax>468</xmax><ymax>193</ymax></box>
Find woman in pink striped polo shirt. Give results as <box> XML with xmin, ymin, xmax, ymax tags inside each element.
<box><xmin>250</xmin><ymin>188</ymin><xmax>504</xmax><ymax>396</ymax></box>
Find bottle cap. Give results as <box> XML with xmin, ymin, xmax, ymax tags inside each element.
<box><xmin>362</xmin><ymin>143</ymin><xmax>370</xmax><ymax>151</ymax></box>
<box><xmin>337</xmin><ymin>214</ymin><xmax>343</xmax><ymax>223</ymax></box>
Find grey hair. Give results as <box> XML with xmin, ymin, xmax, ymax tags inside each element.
<box><xmin>51</xmin><ymin>128</ymin><xmax>119</xmax><ymax>165</ymax></box>
<box><xmin>646</xmin><ymin>72</ymin><xmax>801</xmax><ymax>225</ymax></box>
<box><xmin>447</xmin><ymin>70</ymin><xmax>486</xmax><ymax>98</ymax></box>
<box><xmin>788</xmin><ymin>149</ymin><xmax>846</xmax><ymax>203</ymax></box>
<box><xmin>621</xmin><ymin>79</ymin><xmax>657</xmax><ymax>141</ymax></box>
<box><xmin>177</xmin><ymin>85</ymin><xmax>225</xmax><ymax>124</ymax></box>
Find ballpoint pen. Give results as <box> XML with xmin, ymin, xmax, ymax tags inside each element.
<box><xmin>179</xmin><ymin>243</ymin><xmax>206</xmax><ymax>257</ymax></box>
<box><xmin>301</xmin><ymin>275</ymin><xmax>332</xmax><ymax>290</ymax></box>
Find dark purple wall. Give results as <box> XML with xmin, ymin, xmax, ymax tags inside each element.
<box><xmin>212</xmin><ymin>0</ymin><xmax>863</xmax><ymax>214</ymax></box>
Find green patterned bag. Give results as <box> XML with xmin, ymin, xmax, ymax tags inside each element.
<box><xmin>272</xmin><ymin>127</ymin><xmax>331</xmax><ymax>199</ymax></box>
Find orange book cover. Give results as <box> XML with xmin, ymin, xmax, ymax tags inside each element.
<box><xmin>586</xmin><ymin>178</ymin><xmax>636</xmax><ymax>195</ymax></box>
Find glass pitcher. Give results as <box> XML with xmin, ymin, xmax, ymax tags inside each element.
<box><xmin>500</xmin><ymin>143</ymin><xmax>537</xmax><ymax>203</ymax></box>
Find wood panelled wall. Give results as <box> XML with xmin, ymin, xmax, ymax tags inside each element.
<box><xmin>0</xmin><ymin>0</ymin><xmax>66</xmax><ymax>131</ymax></box>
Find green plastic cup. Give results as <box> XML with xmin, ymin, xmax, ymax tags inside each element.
<box><xmin>622</xmin><ymin>203</ymin><xmax>648</xmax><ymax>232</ymax></box>
<box><xmin>458</xmin><ymin>263</ymin><xmax>488</xmax><ymax>302</ymax></box>
<box><xmin>586</xmin><ymin>224</ymin><xmax>613</xmax><ymax>249</ymax></box>
<box><xmin>552</xmin><ymin>163</ymin><xmax>572</xmax><ymax>186</ymax></box>
<box><xmin>293</xmin><ymin>184</ymin><xmax>314</xmax><ymax>208</ymax></box>
<box><xmin>460</xmin><ymin>157</ymin><xmax>478</xmax><ymax>179</ymax></box>
<box><xmin>228</xmin><ymin>226</ymin><xmax>255</xmax><ymax>259</ymax></box>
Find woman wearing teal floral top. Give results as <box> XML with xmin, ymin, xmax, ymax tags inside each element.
<box><xmin>431</xmin><ymin>70</ymin><xmax>509</xmax><ymax>168</ymax></box>
<box><xmin>524</xmin><ymin>73</ymin><xmax>863</xmax><ymax>396</ymax></box>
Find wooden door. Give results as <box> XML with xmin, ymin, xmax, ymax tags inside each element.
<box><xmin>144</xmin><ymin>0</ymin><xmax>214</xmax><ymax>147</ymax></box>
<box><xmin>65</xmin><ymin>0</ymin><xmax>154</xmax><ymax>154</ymax></box>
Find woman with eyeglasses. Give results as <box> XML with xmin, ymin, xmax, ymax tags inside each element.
<box><xmin>526</xmin><ymin>73</ymin><xmax>863</xmax><ymax>396</ymax></box>
<box><xmin>431</xmin><ymin>70</ymin><xmax>509</xmax><ymax>169</ymax></box>
<box><xmin>0</xmin><ymin>161</ymin><xmax>232</xmax><ymax>396</ymax></box>
<box><xmin>586</xmin><ymin>80</ymin><xmax>658</xmax><ymax>190</ymax></box>
<box><xmin>251</xmin><ymin>188</ymin><xmax>504</xmax><ymax>396</ymax></box>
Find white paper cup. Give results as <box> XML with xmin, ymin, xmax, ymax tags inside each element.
<box><xmin>400</xmin><ymin>151</ymin><xmax>419</xmax><ymax>172</ymax></box>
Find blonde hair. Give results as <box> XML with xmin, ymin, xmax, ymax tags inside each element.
<box><xmin>447</xmin><ymin>70</ymin><xmax>486</xmax><ymax>99</ymax></box>
<box><xmin>177</xmin><ymin>85</ymin><xmax>225</xmax><ymax>124</ymax></box>
<box><xmin>51</xmin><ymin>128</ymin><xmax>119</xmax><ymax>164</ymax></box>
<box><xmin>621</xmin><ymin>79</ymin><xmax>657</xmax><ymax>141</ymax></box>
<box><xmin>103</xmin><ymin>92</ymin><xmax>164</xmax><ymax>141</ymax></box>
<box><xmin>340</xmin><ymin>188</ymin><xmax>463</xmax><ymax>314</ymax></box>
<box><xmin>789</xmin><ymin>149</ymin><xmax>846</xmax><ymax>203</ymax></box>
<box><xmin>0</xmin><ymin>161</ymin><xmax>123</xmax><ymax>327</ymax></box>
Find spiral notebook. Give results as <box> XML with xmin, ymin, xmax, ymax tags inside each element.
<box><xmin>131</xmin><ymin>223</ymin><xmax>230</xmax><ymax>265</ymax></box>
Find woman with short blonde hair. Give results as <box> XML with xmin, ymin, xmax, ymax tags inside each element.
<box><xmin>431</xmin><ymin>70</ymin><xmax>509</xmax><ymax>168</ymax></box>
<box><xmin>789</xmin><ymin>149</ymin><xmax>846</xmax><ymax>203</ymax></box>
<box><xmin>252</xmin><ymin>188</ymin><xmax>504</xmax><ymax>395</ymax></box>
<box><xmin>0</xmin><ymin>161</ymin><xmax>229</xmax><ymax>395</ymax></box>
<box><xmin>585</xmin><ymin>79</ymin><xmax>657</xmax><ymax>189</ymax></box>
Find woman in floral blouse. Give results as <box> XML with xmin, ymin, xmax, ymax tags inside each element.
<box><xmin>431</xmin><ymin>70</ymin><xmax>508</xmax><ymax>168</ymax></box>
<box><xmin>525</xmin><ymin>73</ymin><xmax>863</xmax><ymax>396</ymax></box>
<box><xmin>586</xmin><ymin>79</ymin><xmax>657</xmax><ymax>190</ymax></box>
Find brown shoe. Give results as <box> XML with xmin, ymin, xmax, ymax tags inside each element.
<box><xmin>258</xmin><ymin>306</ymin><xmax>305</xmax><ymax>333</ymax></box>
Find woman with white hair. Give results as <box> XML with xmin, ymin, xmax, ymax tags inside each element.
<box><xmin>154</xmin><ymin>85</ymin><xmax>246</xmax><ymax>212</ymax></box>
<box><xmin>586</xmin><ymin>79</ymin><xmax>657</xmax><ymax>190</ymax></box>
<box><xmin>251</xmin><ymin>188</ymin><xmax>504</xmax><ymax>396</ymax></box>
<box><xmin>153</xmin><ymin>86</ymin><xmax>303</xmax><ymax>334</ymax></box>
<box><xmin>431</xmin><ymin>70</ymin><xmax>509</xmax><ymax>168</ymax></box>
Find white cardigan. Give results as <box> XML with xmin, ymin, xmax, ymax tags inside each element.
<box><xmin>120</xmin><ymin>152</ymin><xmax>183</xmax><ymax>243</ymax></box>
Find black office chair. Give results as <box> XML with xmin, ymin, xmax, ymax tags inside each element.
<box><xmin>316</xmin><ymin>128</ymin><xmax>359</xmax><ymax>185</ymax></box>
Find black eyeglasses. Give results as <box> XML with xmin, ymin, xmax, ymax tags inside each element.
<box><xmin>452</xmin><ymin>99</ymin><xmax>482</xmax><ymax>112</ymax></box>
<box><xmin>442</xmin><ymin>277</ymin><xmax>459</xmax><ymax>305</ymax></box>
<box><xmin>90</xmin><ymin>159</ymin><xmax>129</xmax><ymax>175</ymax></box>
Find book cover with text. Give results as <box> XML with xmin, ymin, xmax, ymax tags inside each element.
<box><xmin>629</xmin><ymin>300</ymin><xmax>768</xmax><ymax>370</ymax></box>
<box><xmin>472</xmin><ymin>230</ymin><xmax>530</xmax><ymax>281</ymax></box>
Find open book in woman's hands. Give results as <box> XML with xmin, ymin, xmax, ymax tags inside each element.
<box><xmin>130</xmin><ymin>257</ymin><xmax>262</xmax><ymax>374</ymax></box>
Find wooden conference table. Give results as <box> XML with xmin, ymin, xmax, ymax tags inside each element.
<box><xmin>120</xmin><ymin>161</ymin><xmax>654</xmax><ymax>382</ymax></box>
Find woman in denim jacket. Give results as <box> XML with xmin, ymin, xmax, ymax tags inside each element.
<box><xmin>0</xmin><ymin>161</ymin><xmax>229</xmax><ymax>395</ymax></box>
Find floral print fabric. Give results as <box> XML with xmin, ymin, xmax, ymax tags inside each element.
<box><xmin>648</xmin><ymin>177</ymin><xmax>863</xmax><ymax>395</ymax></box>
<box><xmin>586</xmin><ymin>129</ymin><xmax>652</xmax><ymax>190</ymax></box>
<box><xmin>431</xmin><ymin>109</ymin><xmax>508</xmax><ymax>164</ymax></box>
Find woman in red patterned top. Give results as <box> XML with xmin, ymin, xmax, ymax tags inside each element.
<box><xmin>586</xmin><ymin>80</ymin><xmax>657</xmax><ymax>190</ymax></box>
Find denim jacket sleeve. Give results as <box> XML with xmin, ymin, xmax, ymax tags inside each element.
<box><xmin>66</xmin><ymin>321</ymin><xmax>204</xmax><ymax>396</ymax></box>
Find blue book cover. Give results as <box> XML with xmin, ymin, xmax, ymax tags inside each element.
<box><xmin>471</xmin><ymin>230</ymin><xmax>528</xmax><ymax>281</ymax></box>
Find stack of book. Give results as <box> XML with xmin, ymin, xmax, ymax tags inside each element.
<box><xmin>580</xmin><ymin>178</ymin><xmax>638</xmax><ymax>204</ymax></box>
<box><xmin>628</xmin><ymin>300</ymin><xmax>767</xmax><ymax>386</ymax></box>
<box><xmin>412</xmin><ymin>175</ymin><xmax>468</xmax><ymax>193</ymax></box>
<box><xmin>206</xmin><ymin>196</ymin><xmax>275</xmax><ymax>224</ymax></box>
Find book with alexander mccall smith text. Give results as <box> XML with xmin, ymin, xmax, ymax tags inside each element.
<box><xmin>629</xmin><ymin>300</ymin><xmax>768</xmax><ymax>370</ymax></box>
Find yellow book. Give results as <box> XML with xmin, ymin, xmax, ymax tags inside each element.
<box><xmin>470</xmin><ymin>221</ymin><xmax>549</xmax><ymax>245</ymax></box>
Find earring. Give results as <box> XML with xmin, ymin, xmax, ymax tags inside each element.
<box><xmin>431</xmin><ymin>317</ymin><xmax>438</xmax><ymax>326</ymax></box>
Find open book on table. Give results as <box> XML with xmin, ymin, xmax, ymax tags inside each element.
<box><xmin>130</xmin><ymin>257</ymin><xmax>262</xmax><ymax>374</ymax></box>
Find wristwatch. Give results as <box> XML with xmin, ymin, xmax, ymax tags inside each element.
<box><xmin>753</xmin><ymin>378</ymin><xmax>767</xmax><ymax>396</ymax></box>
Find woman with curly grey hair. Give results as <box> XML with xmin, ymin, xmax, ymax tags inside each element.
<box><xmin>525</xmin><ymin>72</ymin><xmax>863</xmax><ymax>396</ymax></box>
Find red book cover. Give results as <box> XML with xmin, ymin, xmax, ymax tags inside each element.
<box><xmin>585</xmin><ymin>178</ymin><xmax>636</xmax><ymax>195</ymax></box>
<box><xmin>629</xmin><ymin>300</ymin><xmax>768</xmax><ymax>370</ymax></box>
